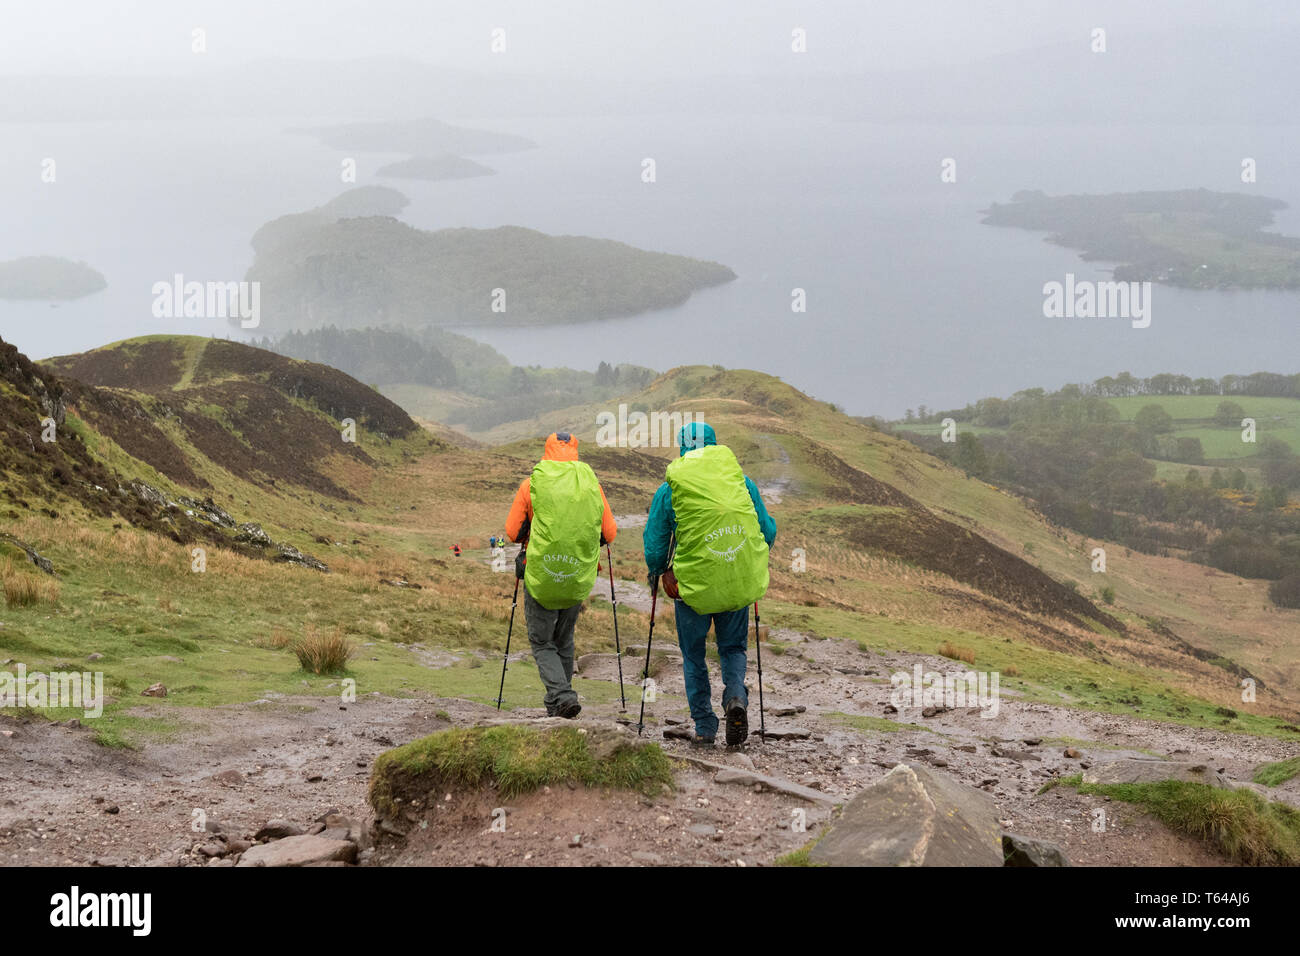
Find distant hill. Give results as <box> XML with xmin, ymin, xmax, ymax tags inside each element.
<box><xmin>0</xmin><ymin>256</ymin><xmax>106</xmax><ymax>300</ymax></box>
<box><xmin>244</xmin><ymin>212</ymin><xmax>736</xmax><ymax>332</ymax></box>
<box><xmin>257</xmin><ymin>325</ymin><xmax>657</xmax><ymax>432</ymax></box>
<box><xmin>250</xmin><ymin>186</ymin><xmax>410</xmax><ymax>256</ymax></box>
<box><xmin>2</xmin><ymin>333</ymin><xmax>396</xmax><ymax>563</ymax></box>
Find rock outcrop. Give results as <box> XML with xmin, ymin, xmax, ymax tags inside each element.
<box><xmin>809</xmin><ymin>762</ymin><xmax>1003</xmax><ymax>867</ymax></box>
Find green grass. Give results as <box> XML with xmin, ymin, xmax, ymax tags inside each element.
<box><xmin>1253</xmin><ymin>756</ymin><xmax>1300</xmax><ymax>788</ymax></box>
<box><xmin>369</xmin><ymin>724</ymin><xmax>675</xmax><ymax>813</ymax></box>
<box><xmin>0</xmin><ymin>514</ymin><xmax>647</xmax><ymax>746</ymax></box>
<box><xmin>773</xmin><ymin>826</ymin><xmax>830</xmax><ymax>866</ymax></box>
<box><xmin>91</xmin><ymin>727</ymin><xmax>139</xmax><ymax>750</ymax></box>
<box><xmin>826</xmin><ymin>711</ymin><xmax>930</xmax><ymax>735</ymax></box>
<box><xmin>1058</xmin><ymin>774</ymin><xmax>1300</xmax><ymax>865</ymax></box>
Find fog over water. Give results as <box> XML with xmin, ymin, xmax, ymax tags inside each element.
<box><xmin>2</xmin><ymin>1</ymin><xmax>1297</xmax><ymax>417</ymax></box>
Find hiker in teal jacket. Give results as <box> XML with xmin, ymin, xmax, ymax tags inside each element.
<box><xmin>643</xmin><ymin>421</ymin><xmax>776</xmax><ymax>746</ymax></box>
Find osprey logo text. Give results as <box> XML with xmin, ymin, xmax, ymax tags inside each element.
<box><xmin>49</xmin><ymin>886</ymin><xmax>151</xmax><ymax>936</ymax></box>
<box><xmin>704</xmin><ymin>525</ymin><xmax>747</xmax><ymax>562</ymax></box>
<box><xmin>540</xmin><ymin>553</ymin><xmax>580</xmax><ymax>582</ymax></box>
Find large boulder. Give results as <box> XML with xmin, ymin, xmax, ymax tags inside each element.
<box><xmin>809</xmin><ymin>762</ymin><xmax>1002</xmax><ymax>866</ymax></box>
<box><xmin>1002</xmin><ymin>832</ymin><xmax>1072</xmax><ymax>867</ymax></box>
<box><xmin>236</xmin><ymin>835</ymin><xmax>357</xmax><ymax>867</ymax></box>
<box><xmin>0</xmin><ymin>533</ymin><xmax>54</xmax><ymax>575</ymax></box>
<box><xmin>275</xmin><ymin>542</ymin><xmax>329</xmax><ymax>573</ymax></box>
<box><xmin>1082</xmin><ymin>759</ymin><xmax>1228</xmax><ymax>788</ymax></box>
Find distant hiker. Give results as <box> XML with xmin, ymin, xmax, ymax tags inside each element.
<box><xmin>505</xmin><ymin>432</ymin><xmax>618</xmax><ymax>718</ymax></box>
<box><xmin>644</xmin><ymin>422</ymin><xmax>776</xmax><ymax>746</ymax></box>
<box><xmin>489</xmin><ymin>535</ymin><xmax>498</xmax><ymax>550</ymax></box>
<box><xmin>451</xmin><ymin>544</ymin><xmax>462</xmax><ymax>557</ymax></box>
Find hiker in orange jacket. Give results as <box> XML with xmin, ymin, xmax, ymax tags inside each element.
<box><xmin>504</xmin><ymin>432</ymin><xmax>617</xmax><ymax>717</ymax></box>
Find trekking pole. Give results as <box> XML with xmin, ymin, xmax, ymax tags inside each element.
<box><xmin>753</xmin><ymin>602</ymin><xmax>767</xmax><ymax>741</ymax></box>
<box><xmin>636</xmin><ymin>576</ymin><xmax>660</xmax><ymax>736</ymax></box>
<box><xmin>495</xmin><ymin>548</ymin><xmax>524</xmax><ymax>710</ymax></box>
<box><xmin>606</xmin><ymin>544</ymin><xmax>626</xmax><ymax>711</ymax></box>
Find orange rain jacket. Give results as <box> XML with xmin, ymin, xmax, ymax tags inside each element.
<box><xmin>505</xmin><ymin>432</ymin><xmax>618</xmax><ymax>546</ymax></box>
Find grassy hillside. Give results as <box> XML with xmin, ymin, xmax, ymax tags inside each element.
<box><xmin>443</xmin><ymin>365</ymin><xmax>1300</xmax><ymax>722</ymax></box>
<box><xmin>5</xmin><ymin>339</ymin><xmax>1298</xmax><ymax>757</ymax></box>
<box><xmin>257</xmin><ymin>325</ymin><xmax>656</xmax><ymax>433</ymax></box>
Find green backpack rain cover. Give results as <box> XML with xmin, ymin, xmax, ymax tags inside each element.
<box><xmin>666</xmin><ymin>444</ymin><xmax>769</xmax><ymax>614</ymax></box>
<box><xmin>525</xmin><ymin>459</ymin><xmax>604</xmax><ymax>610</ymax></box>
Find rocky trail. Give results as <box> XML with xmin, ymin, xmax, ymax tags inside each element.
<box><xmin>3</xmin><ymin>560</ymin><xmax>1295</xmax><ymax>867</ymax></box>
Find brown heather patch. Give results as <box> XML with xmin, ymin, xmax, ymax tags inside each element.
<box><xmin>780</xmin><ymin>436</ymin><xmax>915</xmax><ymax>508</ymax></box>
<box><xmin>174</xmin><ymin>380</ymin><xmax>366</xmax><ymax>500</ymax></box>
<box><xmin>44</xmin><ymin>339</ymin><xmax>187</xmax><ymax>390</ymax></box>
<box><xmin>938</xmin><ymin>641</ymin><xmax>977</xmax><ymax>664</ymax></box>
<box><xmin>838</xmin><ymin>507</ymin><xmax>1122</xmax><ymax>632</ymax></box>
<box><xmin>580</xmin><ymin>446</ymin><xmax>673</xmax><ymax>484</ymax></box>
<box><xmin>193</xmin><ymin>339</ymin><xmax>418</xmax><ymax>438</ymax></box>
<box><xmin>61</xmin><ymin>383</ymin><xmax>207</xmax><ymax>488</ymax></box>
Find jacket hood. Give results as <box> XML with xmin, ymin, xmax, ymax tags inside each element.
<box><xmin>543</xmin><ymin>431</ymin><xmax>580</xmax><ymax>462</ymax></box>
<box><xmin>677</xmin><ymin>421</ymin><xmax>717</xmax><ymax>457</ymax></box>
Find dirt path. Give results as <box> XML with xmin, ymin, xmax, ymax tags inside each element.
<box><xmin>564</xmin><ymin>610</ymin><xmax>1297</xmax><ymax>866</ymax></box>
<box><xmin>751</xmin><ymin>433</ymin><xmax>794</xmax><ymax>504</ymax></box>
<box><xmin>4</xmin><ymin>560</ymin><xmax>1295</xmax><ymax>867</ymax></box>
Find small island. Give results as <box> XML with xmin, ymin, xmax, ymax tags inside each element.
<box><xmin>377</xmin><ymin>154</ymin><xmax>495</xmax><ymax>181</ymax></box>
<box><xmin>982</xmin><ymin>189</ymin><xmax>1300</xmax><ymax>289</ymax></box>
<box><xmin>244</xmin><ymin>193</ymin><xmax>736</xmax><ymax>333</ymax></box>
<box><xmin>0</xmin><ymin>256</ymin><xmax>107</xmax><ymax>300</ymax></box>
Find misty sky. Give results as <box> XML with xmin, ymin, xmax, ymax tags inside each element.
<box><xmin>4</xmin><ymin>1</ymin><xmax>1298</xmax><ymax>416</ymax></box>
<box><xmin>8</xmin><ymin>0</ymin><xmax>1300</xmax><ymax>77</ymax></box>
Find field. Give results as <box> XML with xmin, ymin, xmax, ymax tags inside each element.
<box><xmin>1107</xmin><ymin>395</ymin><xmax>1300</xmax><ymax>461</ymax></box>
<box><xmin>901</xmin><ymin>394</ymin><xmax>1300</xmax><ymax>478</ymax></box>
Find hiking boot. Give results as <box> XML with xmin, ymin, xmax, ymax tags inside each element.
<box><xmin>724</xmin><ymin>698</ymin><xmax>748</xmax><ymax>747</ymax></box>
<box><xmin>557</xmin><ymin>700</ymin><xmax>582</xmax><ymax>720</ymax></box>
<box><xmin>691</xmin><ymin>734</ymin><xmax>716</xmax><ymax>749</ymax></box>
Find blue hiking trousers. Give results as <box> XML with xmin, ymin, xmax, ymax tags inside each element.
<box><xmin>673</xmin><ymin>600</ymin><xmax>750</xmax><ymax>738</ymax></box>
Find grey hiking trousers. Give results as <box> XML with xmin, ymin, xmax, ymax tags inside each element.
<box><xmin>523</xmin><ymin>588</ymin><xmax>581</xmax><ymax>713</ymax></box>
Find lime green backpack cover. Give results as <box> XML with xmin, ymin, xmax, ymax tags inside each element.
<box><xmin>666</xmin><ymin>444</ymin><xmax>769</xmax><ymax>614</ymax></box>
<box><xmin>525</xmin><ymin>459</ymin><xmax>603</xmax><ymax>610</ymax></box>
